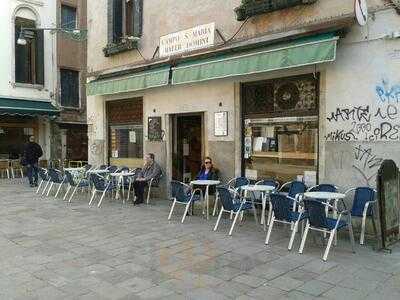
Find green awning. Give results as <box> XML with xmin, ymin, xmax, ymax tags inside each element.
<box><xmin>87</xmin><ymin>67</ymin><xmax>170</xmax><ymax>96</ymax></box>
<box><xmin>0</xmin><ymin>98</ymin><xmax>59</xmax><ymax>117</ymax></box>
<box><xmin>172</xmin><ymin>34</ymin><xmax>338</xmax><ymax>85</ymax></box>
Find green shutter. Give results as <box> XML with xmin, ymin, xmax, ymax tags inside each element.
<box><xmin>35</xmin><ymin>30</ymin><xmax>45</xmax><ymax>85</ymax></box>
<box><xmin>113</xmin><ymin>0</ymin><xmax>123</xmax><ymax>42</ymax></box>
<box><xmin>133</xmin><ymin>0</ymin><xmax>143</xmax><ymax>37</ymax></box>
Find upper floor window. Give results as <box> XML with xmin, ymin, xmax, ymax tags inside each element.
<box><xmin>112</xmin><ymin>0</ymin><xmax>142</xmax><ymax>43</ymax></box>
<box><xmin>61</xmin><ymin>5</ymin><xmax>77</xmax><ymax>30</ymax></box>
<box><xmin>60</xmin><ymin>69</ymin><xmax>80</xmax><ymax>108</ymax></box>
<box><xmin>15</xmin><ymin>16</ymin><xmax>44</xmax><ymax>85</ymax></box>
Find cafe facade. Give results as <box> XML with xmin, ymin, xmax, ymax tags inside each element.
<box><xmin>86</xmin><ymin>0</ymin><xmax>400</xmax><ymax>195</ymax></box>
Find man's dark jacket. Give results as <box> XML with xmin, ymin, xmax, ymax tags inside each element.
<box><xmin>23</xmin><ymin>142</ymin><xmax>43</xmax><ymax>164</ymax></box>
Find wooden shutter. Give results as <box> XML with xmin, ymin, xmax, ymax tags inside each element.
<box><xmin>113</xmin><ymin>0</ymin><xmax>123</xmax><ymax>42</ymax></box>
<box><xmin>35</xmin><ymin>30</ymin><xmax>44</xmax><ymax>85</ymax></box>
<box><xmin>133</xmin><ymin>0</ymin><xmax>143</xmax><ymax>37</ymax></box>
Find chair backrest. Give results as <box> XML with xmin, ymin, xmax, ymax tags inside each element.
<box><xmin>308</xmin><ymin>184</ymin><xmax>337</xmax><ymax>193</ymax></box>
<box><xmin>304</xmin><ymin>199</ymin><xmax>329</xmax><ymax>229</ymax></box>
<box><xmin>47</xmin><ymin>168</ymin><xmax>64</xmax><ymax>183</ymax></box>
<box><xmin>170</xmin><ymin>180</ymin><xmax>191</xmax><ymax>202</ymax></box>
<box><xmin>119</xmin><ymin>166</ymin><xmax>130</xmax><ymax>172</ymax></box>
<box><xmin>270</xmin><ymin>193</ymin><xmax>294</xmax><ymax>222</ymax></box>
<box><xmin>99</xmin><ymin>165</ymin><xmax>108</xmax><ymax>170</ymax></box>
<box><xmin>216</xmin><ymin>186</ymin><xmax>237</xmax><ymax>211</ymax></box>
<box><xmin>84</xmin><ymin>164</ymin><xmax>92</xmax><ymax>171</ymax></box>
<box><xmin>90</xmin><ymin>173</ymin><xmax>108</xmax><ymax>190</ymax></box>
<box><xmin>351</xmin><ymin>187</ymin><xmax>376</xmax><ymax>216</ymax></box>
<box><xmin>38</xmin><ymin>168</ymin><xmax>48</xmax><ymax>181</ymax></box>
<box><xmin>288</xmin><ymin>181</ymin><xmax>307</xmax><ymax>199</ymax></box>
<box><xmin>229</xmin><ymin>177</ymin><xmax>249</xmax><ymax>189</ymax></box>
<box><xmin>64</xmin><ymin>171</ymin><xmax>76</xmax><ymax>186</ymax></box>
<box><xmin>107</xmin><ymin>165</ymin><xmax>118</xmax><ymax>173</ymax></box>
<box><xmin>256</xmin><ymin>179</ymin><xmax>279</xmax><ymax>189</ymax></box>
<box><xmin>0</xmin><ymin>160</ymin><xmax>9</xmax><ymax>169</ymax></box>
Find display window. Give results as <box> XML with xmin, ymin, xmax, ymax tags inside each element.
<box><xmin>242</xmin><ymin>74</ymin><xmax>319</xmax><ymax>185</ymax></box>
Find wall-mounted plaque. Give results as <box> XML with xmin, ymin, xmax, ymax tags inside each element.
<box><xmin>214</xmin><ymin>111</ymin><xmax>228</xmax><ymax>136</ymax></box>
<box><xmin>148</xmin><ymin>116</ymin><xmax>162</xmax><ymax>141</ymax></box>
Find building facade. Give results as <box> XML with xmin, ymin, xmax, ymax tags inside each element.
<box><xmin>55</xmin><ymin>0</ymin><xmax>88</xmax><ymax>163</ymax></box>
<box><xmin>0</xmin><ymin>0</ymin><xmax>58</xmax><ymax>161</ymax></box>
<box><xmin>86</xmin><ymin>0</ymin><xmax>400</xmax><ymax>195</ymax></box>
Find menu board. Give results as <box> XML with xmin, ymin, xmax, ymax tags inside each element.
<box><xmin>148</xmin><ymin>117</ymin><xmax>162</xmax><ymax>141</ymax></box>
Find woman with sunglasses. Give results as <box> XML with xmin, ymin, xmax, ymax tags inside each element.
<box><xmin>196</xmin><ymin>157</ymin><xmax>219</xmax><ymax>181</ymax></box>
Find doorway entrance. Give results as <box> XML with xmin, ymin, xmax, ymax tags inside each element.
<box><xmin>171</xmin><ymin>114</ymin><xmax>203</xmax><ymax>183</ymax></box>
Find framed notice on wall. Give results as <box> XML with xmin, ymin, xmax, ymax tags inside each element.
<box><xmin>214</xmin><ymin>111</ymin><xmax>228</xmax><ymax>136</ymax></box>
<box><xmin>148</xmin><ymin>116</ymin><xmax>162</xmax><ymax>141</ymax></box>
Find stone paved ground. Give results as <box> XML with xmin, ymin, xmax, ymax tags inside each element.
<box><xmin>0</xmin><ymin>179</ymin><xmax>399</xmax><ymax>300</ymax></box>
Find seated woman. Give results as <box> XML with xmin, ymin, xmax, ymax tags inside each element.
<box><xmin>196</xmin><ymin>157</ymin><xmax>219</xmax><ymax>181</ymax></box>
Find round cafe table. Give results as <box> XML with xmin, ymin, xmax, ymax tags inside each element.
<box><xmin>110</xmin><ymin>172</ymin><xmax>136</xmax><ymax>202</ymax></box>
<box><xmin>190</xmin><ymin>180</ymin><xmax>220</xmax><ymax>220</ymax></box>
<box><xmin>241</xmin><ymin>185</ymin><xmax>276</xmax><ymax>227</ymax></box>
<box><xmin>303</xmin><ymin>191</ymin><xmax>346</xmax><ymax>244</ymax></box>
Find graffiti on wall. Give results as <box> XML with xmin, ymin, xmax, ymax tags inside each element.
<box><xmin>325</xmin><ymin>79</ymin><xmax>400</xmax><ymax>142</ymax></box>
<box><xmin>352</xmin><ymin>144</ymin><xmax>384</xmax><ymax>186</ymax></box>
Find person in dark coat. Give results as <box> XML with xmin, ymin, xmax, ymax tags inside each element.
<box><xmin>195</xmin><ymin>157</ymin><xmax>220</xmax><ymax>195</ymax></box>
<box><xmin>23</xmin><ymin>136</ymin><xmax>43</xmax><ymax>187</ymax></box>
<box><xmin>133</xmin><ymin>153</ymin><xmax>162</xmax><ymax>204</ymax></box>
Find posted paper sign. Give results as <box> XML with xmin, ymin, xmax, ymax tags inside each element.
<box><xmin>129</xmin><ymin>131</ymin><xmax>136</xmax><ymax>143</ymax></box>
<box><xmin>214</xmin><ymin>111</ymin><xmax>228</xmax><ymax>136</ymax></box>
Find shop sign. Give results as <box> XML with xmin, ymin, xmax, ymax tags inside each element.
<box><xmin>148</xmin><ymin>116</ymin><xmax>163</xmax><ymax>141</ymax></box>
<box><xmin>159</xmin><ymin>23</ymin><xmax>215</xmax><ymax>58</ymax></box>
<box><xmin>214</xmin><ymin>111</ymin><xmax>228</xmax><ymax>136</ymax></box>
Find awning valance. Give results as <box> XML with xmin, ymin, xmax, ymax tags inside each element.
<box><xmin>87</xmin><ymin>67</ymin><xmax>170</xmax><ymax>96</ymax></box>
<box><xmin>0</xmin><ymin>98</ymin><xmax>59</xmax><ymax>117</ymax></box>
<box><xmin>172</xmin><ymin>34</ymin><xmax>338</xmax><ymax>85</ymax></box>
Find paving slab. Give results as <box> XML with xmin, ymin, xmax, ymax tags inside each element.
<box><xmin>0</xmin><ymin>179</ymin><xmax>399</xmax><ymax>299</ymax></box>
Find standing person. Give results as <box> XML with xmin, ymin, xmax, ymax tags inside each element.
<box><xmin>133</xmin><ymin>153</ymin><xmax>161</xmax><ymax>205</ymax></box>
<box><xmin>23</xmin><ymin>136</ymin><xmax>43</xmax><ymax>187</ymax></box>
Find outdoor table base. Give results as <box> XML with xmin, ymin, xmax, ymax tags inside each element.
<box><xmin>190</xmin><ymin>180</ymin><xmax>220</xmax><ymax>220</ymax></box>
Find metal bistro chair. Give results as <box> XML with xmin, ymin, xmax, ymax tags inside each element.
<box><xmin>46</xmin><ymin>168</ymin><xmax>66</xmax><ymax>198</ymax></box>
<box><xmin>63</xmin><ymin>170</ymin><xmax>90</xmax><ymax>202</ymax></box>
<box><xmin>253</xmin><ymin>179</ymin><xmax>280</xmax><ymax>225</ymax></box>
<box><xmin>107</xmin><ymin>165</ymin><xmax>118</xmax><ymax>173</ymax></box>
<box><xmin>214</xmin><ymin>186</ymin><xmax>256</xmax><ymax>236</ymax></box>
<box><xmin>10</xmin><ymin>160</ymin><xmax>24</xmax><ymax>179</ymax></box>
<box><xmin>168</xmin><ymin>180</ymin><xmax>202</xmax><ymax>223</ymax></box>
<box><xmin>146</xmin><ymin>173</ymin><xmax>163</xmax><ymax>204</ymax></box>
<box><xmin>345</xmin><ymin>187</ymin><xmax>377</xmax><ymax>245</ymax></box>
<box><xmin>0</xmin><ymin>160</ymin><xmax>10</xmax><ymax>179</ymax></box>
<box><xmin>36</xmin><ymin>168</ymin><xmax>49</xmax><ymax>194</ymax></box>
<box><xmin>213</xmin><ymin>176</ymin><xmax>250</xmax><ymax>216</ymax></box>
<box><xmin>265</xmin><ymin>193</ymin><xmax>308</xmax><ymax>250</ymax></box>
<box><xmin>89</xmin><ymin>173</ymin><xmax>115</xmax><ymax>208</ymax></box>
<box><xmin>299</xmin><ymin>198</ymin><xmax>356</xmax><ymax>261</ymax></box>
<box><xmin>279</xmin><ymin>181</ymin><xmax>308</xmax><ymax>211</ymax></box>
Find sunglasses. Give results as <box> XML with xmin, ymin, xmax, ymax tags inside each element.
<box><xmin>205</xmin><ymin>161</ymin><xmax>212</xmax><ymax>164</ymax></box>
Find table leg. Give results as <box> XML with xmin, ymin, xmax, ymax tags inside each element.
<box><xmin>333</xmin><ymin>199</ymin><xmax>338</xmax><ymax>246</ymax></box>
<box><xmin>206</xmin><ymin>185</ymin><xmax>210</xmax><ymax>220</ymax></box>
<box><xmin>261</xmin><ymin>192</ymin><xmax>266</xmax><ymax>226</ymax></box>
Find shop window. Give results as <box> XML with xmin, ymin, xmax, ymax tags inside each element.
<box><xmin>243</xmin><ymin>74</ymin><xmax>319</xmax><ymax>185</ymax></box>
<box><xmin>60</xmin><ymin>69</ymin><xmax>80</xmax><ymax>108</ymax></box>
<box><xmin>15</xmin><ymin>17</ymin><xmax>44</xmax><ymax>85</ymax></box>
<box><xmin>61</xmin><ymin>5</ymin><xmax>77</xmax><ymax>30</ymax></box>
<box><xmin>109</xmin><ymin>125</ymin><xmax>143</xmax><ymax>159</ymax></box>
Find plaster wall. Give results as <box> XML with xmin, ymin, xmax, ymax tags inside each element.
<box><xmin>87</xmin><ymin>0</ymin><xmax>386</xmax><ymax>74</ymax></box>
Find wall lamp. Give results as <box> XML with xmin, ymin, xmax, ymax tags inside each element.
<box><xmin>17</xmin><ymin>27</ymin><xmax>87</xmax><ymax>45</ymax></box>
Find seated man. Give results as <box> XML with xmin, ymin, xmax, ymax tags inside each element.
<box><xmin>133</xmin><ymin>153</ymin><xmax>162</xmax><ymax>204</ymax></box>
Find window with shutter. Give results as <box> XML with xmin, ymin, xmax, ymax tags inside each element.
<box><xmin>60</xmin><ymin>69</ymin><xmax>80</xmax><ymax>108</ymax></box>
<box><xmin>104</xmin><ymin>0</ymin><xmax>142</xmax><ymax>56</ymax></box>
<box><xmin>61</xmin><ymin>5</ymin><xmax>77</xmax><ymax>30</ymax></box>
<box><xmin>15</xmin><ymin>17</ymin><xmax>44</xmax><ymax>85</ymax></box>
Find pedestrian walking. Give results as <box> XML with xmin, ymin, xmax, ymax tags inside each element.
<box><xmin>23</xmin><ymin>136</ymin><xmax>43</xmax><ymax>187</ymax></box>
